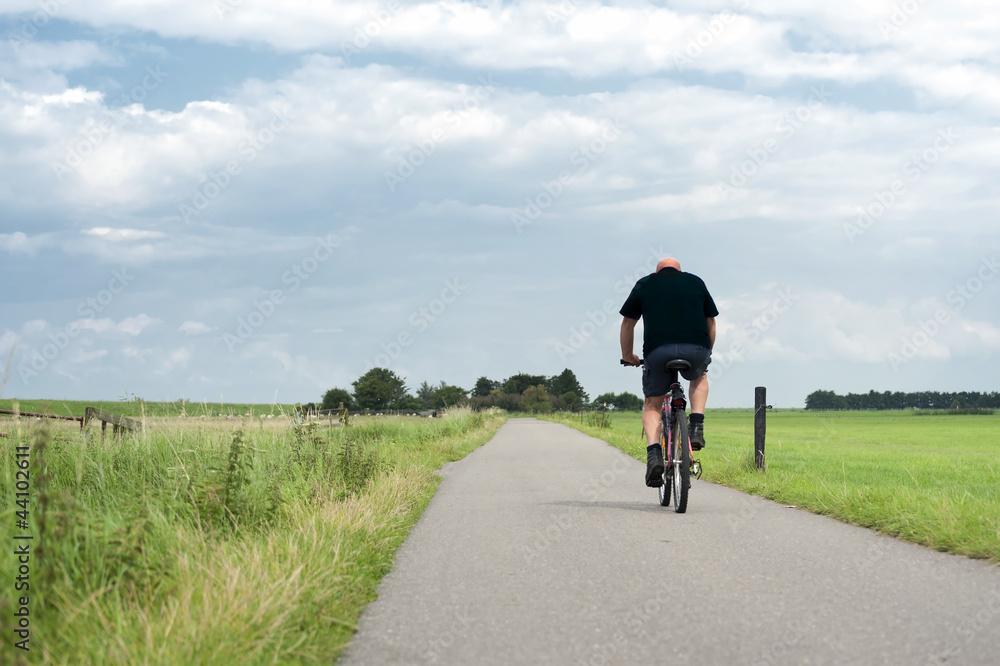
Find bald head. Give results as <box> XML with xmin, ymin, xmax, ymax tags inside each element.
<box><xmin>656</xmin><ymin>257</ymin><xmax>681</xmax><ymax>272</ymax></box>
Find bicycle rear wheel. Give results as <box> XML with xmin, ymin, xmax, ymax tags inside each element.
<box><xmin>671</xmin><ymin>415</ymin><xmax>690</xmax><ymax>513</ymax></box>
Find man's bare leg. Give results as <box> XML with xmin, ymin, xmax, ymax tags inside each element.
<box><xmin>642</xmin><ymin>395</ymin><xmax>665</xmax><ymax>486</ymax></box>
<box><xmin>688</xmin><ymin>373</ymin><xmax>709</xmax><ymax>449</ymax></box>
<box><xmin>643</xmin><ymin>395</ymin><xmax>665</xmax><ymax>445</ymax></box>
<box><xmin>689</xmin><ymin>373</ymin><xmax>709</xmax><ymax>414</ymax></box>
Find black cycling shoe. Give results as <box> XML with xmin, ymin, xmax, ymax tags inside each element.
<box><xmin>645</xmin><ymin>446</ymin><xmax>664</xmax><ymax>487</ymax></box>
<box><xmin>689</xmin><ymin>422</ymin><xmax>705</xmax><ymax>451</ymax></box>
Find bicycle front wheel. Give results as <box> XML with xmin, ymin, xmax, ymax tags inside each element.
<box><xmin>671</xmin><ymin>416</ymin><xmax>690</xmax><ymax>513</ymax></box>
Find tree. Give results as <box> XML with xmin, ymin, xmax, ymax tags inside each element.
<box><xmin>613</xmin><ymin>392</ymin><xmax>643</xmax><ymax>411</ymax></box>
<box><xmin>561</xmin><ymin>391</ymin><xmax>582</xmax><ymax>412</ymax></box>
<box><xmin>521</xmin><ymin>385</ymin><xmax>553</xmax><ymax>413</ymax></box>
<box><xmin>503</xmin><ymin>373</ymin><xmax>547</xmax><ymax>395</ymax></box>
<box><xmin>416</xmin><ymin>381</ymin><xmax>437</xmax><ymax>409</ymax></box>
<box><xmin>547</xmin><ymin>369</ymin><xmax>589</xmax><ymax>403</ymax></box>
<box><xmin>805</xmin><ymin>390</ymin><xmax>848</xmax><ymax>410</ymax></box>
<box><xmin>321</xmin><ymin>388</ymin><xmax>354</xmax><ymax>411</ymax></box>
<box><xmin>594</xmin><ymin>392</ymin><xmax>617</xmax><ymax>409</ymax></box>
<box><xmin>472</xmin><ymin>376</ymin><xmax>500</xmax><ymax>397</ymax></box>
<box><xmin>434</xmin><ymin>383</ymin><xmax>469</xmax><ymax>408</ymax></box>
<box><xmin>352</xmin><ymin>368</ymin><xmax>408</xmax><ymax>410</ymax></box>
<box><xmin>396</xmin><ymin>395</ymin><xmax>424</xmax><ymax>411</ymax></box>
<box><xmin>590</xmin><ymin>392</ymin><xmax>641</xmax><ymax>411</ymax></box>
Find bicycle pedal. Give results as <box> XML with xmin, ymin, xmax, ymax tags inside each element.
<box><xmin>691</xmin><ymin>459</ymin><xmax>702</xmax><ymax>479</ymax></box>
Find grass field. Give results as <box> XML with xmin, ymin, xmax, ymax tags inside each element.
<box><xmin>545</xmin><ymin>409</ymin><xmax>1000</xmax><ymax>562</ymax></box>
<box><xmin>1</xmin><ymin>408</ymin><xmax>504</xmax><ymax>665</ymax></box>
<box><xmin>0</xmin><ymin>398</ymin><xmax>301</xmax><ymax>419</ymax></box>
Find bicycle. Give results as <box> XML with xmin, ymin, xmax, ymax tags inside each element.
<box><xmin>621</xmin><ymin>358</ymin><xmax>702</xmax><ymax>512</ymax></box>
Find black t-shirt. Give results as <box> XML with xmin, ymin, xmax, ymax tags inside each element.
<box><xmin>619</xmin><ymin>267</ymin><xmax>719</xmax><ymax>354</ymax></box>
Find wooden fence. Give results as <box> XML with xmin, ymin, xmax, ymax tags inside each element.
<box><xmin>0</xmin><ymin>407</ymin><xmax>142</xmax><ymax>441</ymax></box>
<box><xmin>0</xmin><ymin>408</ymin><xmax>83</xmax><ymax>430</ymax></box>
<box><xmin>84</xmin><ymin>407</ymin><xmax>143</xmax><ymax>441</ymax></box>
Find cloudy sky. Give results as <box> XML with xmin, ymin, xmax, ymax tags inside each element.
<box><xmin>1</xmin><ymin>0</ymin><xmax>998</xmax><ymax>408</ymax></box>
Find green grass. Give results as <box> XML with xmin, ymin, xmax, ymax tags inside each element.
<box><xmin>1</xmin><ymin>408</ymin><xmax>505</xmax><ymax>665</ymax></box>
<box><xmin>0</xmin><ymin>398</ymin><xmax>301</xmax><ymax>419</ymax></box>
<box><xmin>544</xmin><ymin>409</ymin><xmax>1000</xmax><ymax>562</ymax></box>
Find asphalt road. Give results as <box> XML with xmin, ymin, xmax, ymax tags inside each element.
<box><xmin>342</xmin><ymin>418</ymin><xmax>1000</xmax><ymax>665</ymax></box>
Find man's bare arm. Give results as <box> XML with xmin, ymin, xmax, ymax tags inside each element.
<box><xmin>620</xmin><ymin>317</ymin><xmax>640</xmax><ymax>364</ymax></box>
<box><xmin>706</xmin><ymin>316</ymin><xmax>716</xmax><ymax>350</ymax></box>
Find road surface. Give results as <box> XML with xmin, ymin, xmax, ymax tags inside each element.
<box><xmin>342</xmin><ymin>418</ymin><xmax>1000</xmax><ymax>665</ymax></box>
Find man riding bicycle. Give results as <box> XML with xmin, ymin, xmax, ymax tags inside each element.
<box><xmin>620</xmin><ymin>257</ymin><xmax>718</xmax><ymax>487</ymax></box>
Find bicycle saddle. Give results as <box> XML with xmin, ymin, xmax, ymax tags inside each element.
<box><xmin>665</xmin><ymin>359</ymin><xmax>691</xmax><ymax>371</ymax></box>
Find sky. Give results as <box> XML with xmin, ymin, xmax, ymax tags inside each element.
<box><xmin>1</xmin><ymin>0</ymin><xmax>998</xmax><ymax>408</ymax></box>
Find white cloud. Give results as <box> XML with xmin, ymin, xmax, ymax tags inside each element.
<box><xmin>122</xmin><ymin>346</ymin><xmax>153</xmax><ymax>362</ymax></box>
<box><xmin>179</xmin><ymin>321</ymin><xmax>212</xmax><ymax>335</ymax></box>
<box><xmin>74</xmin><ymin>318</ymin><xmax>114</xmax><ymax>334</ymax></box>
<box><xmin>0</xmin><ymin>330</ymin><xmax>17</xmax><ymax>356</ymax></box>
<box><xmin>61</xmin><ymin>315</ymin><xmax>158</xmax><ymax>337</ymax></box>
<box><xmin>961</xmin><ymin>321</ymin><xmax>1000</xmax><ymax>348</ymax></box>
<box><xmin>161</xmin><ymin>347</ymin><xmax>191</xmax><ymax>372</ymax></box>
<box><xmin>0</xmin><ymin>232</ymin><xmax>56</xmax><ymax>254</ymax></box>
<box><xmin>12</xmin><ymin>41</ymin><xmax>118</xmax><ymax>72</ymax></box>
<box><xmin>2</xmin><ymin>1</ymin><xmax>996</xmax><ymax>106</ymax></box>
<box><xmin>1</xmin><ymin>55</ymin><xmax>994</xmax><ymax>236</ymax></box>
<box><xmin>73</xmin><ymin>348</ymin><xmax>108</xmax><ymax>363</ymax></box>
<box><xmin>82</xmin><ymin>227</ymin><xmax>167</xmax><ymax>242</ymax></box>
<box><xmin>22</xmin><ymin>319</ymin><xmax>47</xmax><ymax>335</ymax></box>
<box><xmin>118</xmin><ymin>314</ymin><xmax>158</xmax><ymax>336</ymax></box>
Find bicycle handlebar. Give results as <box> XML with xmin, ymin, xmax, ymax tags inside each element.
<box><xmin>620</xmin><ymin>359</ymin><xmax>644</xmax><ymax>367</ymax></box>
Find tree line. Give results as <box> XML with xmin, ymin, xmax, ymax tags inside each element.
<box><xmin>805</xmin><ymin>389</ymin><xmax>1000</xmax><ymax>411</ymax></box>
<box><xmin>318</xmin><ymin>368</ymin><xmax>644</xmax><ymax>413</ymax></box>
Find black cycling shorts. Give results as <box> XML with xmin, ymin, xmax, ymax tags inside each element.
<box><xmin>641</xmin><ymin>343</ymin><xmax>712</xmax><ymax>397</ymax></box>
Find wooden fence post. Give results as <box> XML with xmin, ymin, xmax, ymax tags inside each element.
<box><xmin>754</xmin><ymin>386</ymin><xmax>767</xmax><ymax>469</ymax></box>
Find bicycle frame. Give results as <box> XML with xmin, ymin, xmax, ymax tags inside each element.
<box><xmin>661</xmin><ymin>374</ymin><xmax>688</xmax><ymax>468</ymax></box>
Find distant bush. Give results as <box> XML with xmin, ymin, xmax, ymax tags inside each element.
<box><xmin>470</xmin><ymin>393</ymin><xmax>522</xmax><ymax>412</ymax></box>
<box><xmin>913</xmin><ymin>408</ymin><xmax>996</xmax><ymax>416</ymax></box>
